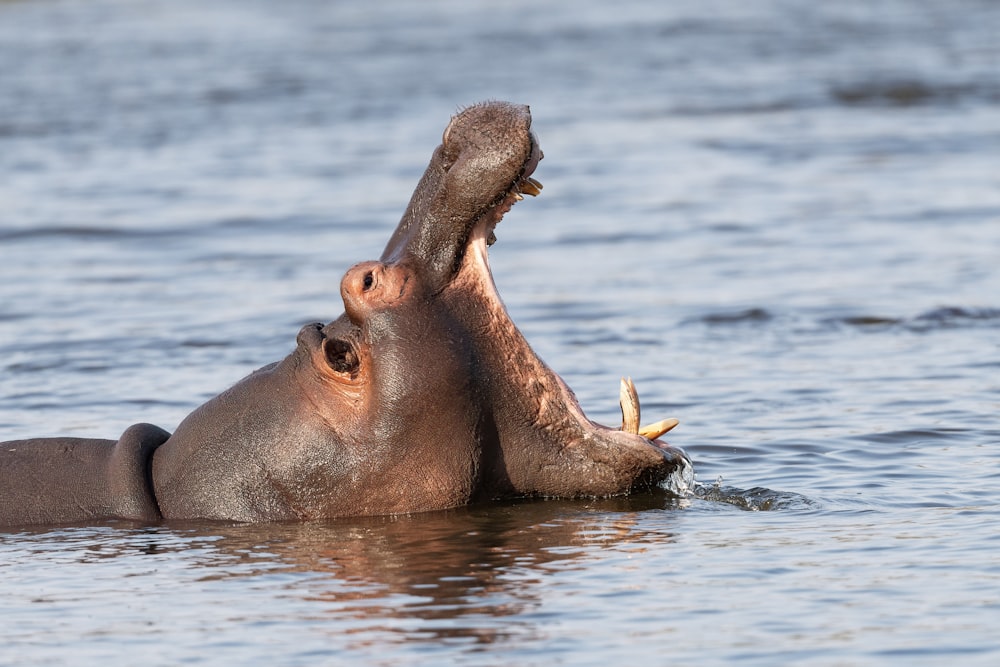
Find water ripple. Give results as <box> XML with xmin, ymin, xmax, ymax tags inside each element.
<box><xmin>691</xmin><ymin>483</ymin><xmax>818</xmax><ymax>512</ymax></box>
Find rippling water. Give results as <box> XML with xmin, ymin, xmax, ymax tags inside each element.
<box><xmin>2</xmin><ymin>0</ymin><xmax>1000</xmax><ymax>664</ymax></box>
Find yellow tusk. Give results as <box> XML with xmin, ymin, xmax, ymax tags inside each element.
<box><xmin>639</xmin><ymin>418</ymin><xmax>680</xmax><ymax>440</ymax></box>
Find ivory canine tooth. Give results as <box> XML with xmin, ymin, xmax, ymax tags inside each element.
<box><xmin>620</xmin><ymin>378</ymin><xmax>679</xmax><ymax>439</ymax></box>
<box><xmin>619</xmin><ymin>377</ymin><xmax>640</xmax><ymax>434</ymax></box>
<box><xmin>639</xmin><ymin>418</ymin><xmax>679</xmax><ymax>439</ymax></box>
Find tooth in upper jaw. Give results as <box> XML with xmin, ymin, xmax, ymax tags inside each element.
<box><xmin>513</xmin><ymin>192</ymin><xmax>524</xmax><ymax>201</ymax></box>
<box><xmin>619</xmin><ymin>377</ymin><xmax>640</xmax><ymax>435</ymax></box>
<box><xmin>519</xmin><ymin>178</ymin><xmax>542</xmax><ymax>197</ymax></box>
<box><xmin>639</xmin><ymin>418</ymin><xmax>679</xmax><ymax>440</ymax></box>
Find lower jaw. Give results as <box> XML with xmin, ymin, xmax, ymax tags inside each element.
<box><xmin>454</xmin><ymin>225</ymin><xmax>689</xmax><ymax>466</ymax></box>
<box><xmin>451</xmin><ymin>228</ymin><xmax>619</xmax><ymax>441</ymax></box>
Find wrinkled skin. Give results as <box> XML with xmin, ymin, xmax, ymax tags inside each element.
<box><xmin>0</xmin><ymin>102</ymin><xmax>689</xmax><ymax>527</ymax></box>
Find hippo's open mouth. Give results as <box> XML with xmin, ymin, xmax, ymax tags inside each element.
<box><xmin>457</xmin><ymin>164</ymin><xmax>683</xmax><ymax>449</ymax></box>
<box><xmin>430</xmin><ymin>107</ymin><xmax>690</xmax><ymax>497</ymax></box>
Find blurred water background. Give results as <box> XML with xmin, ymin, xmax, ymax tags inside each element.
<box><xmin>2</xmin><ymin>0</ymin><xmax>999</xmax><ymax>664</ymax></box>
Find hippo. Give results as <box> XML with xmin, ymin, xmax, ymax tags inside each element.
<box><xmin>0</xmin><ymin>101</ymin><xmax>689</xmax><ymax>527</ymax></box>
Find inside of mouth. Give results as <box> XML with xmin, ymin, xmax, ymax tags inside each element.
<box><xmin>458</xmin><ymin>168</ymin><xmax>680</xmax><ymax>454</ymax></box>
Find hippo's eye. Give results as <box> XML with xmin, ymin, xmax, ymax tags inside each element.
<box><xmin>323</xmin><ymin>338</ymin><xmax>360</xmax><ymax>376</ymax></box>
<box><xmin>363</xmin><ymin>272</ymin><xmax>374</xmax><ymax>290</ymax></box>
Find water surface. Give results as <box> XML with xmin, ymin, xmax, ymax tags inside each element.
<box><xmin>2</xmin><ymin>0</ymin><xmax>1000</xmax><ymax>664</ymax></box>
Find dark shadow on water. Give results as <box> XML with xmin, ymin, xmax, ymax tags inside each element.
<box><xmin>685</xmin><ymin>305</ymin><xmax>1000</xmax><ymax>334</ymax></box>
<box><xmin>828</xmin><ymin>306</ymin><xmax>1000</xmax><ymax>333</ymax></box>
<box><xmin>682</xmin><ymin>308</ymin><xmax>774</xmax><ymax>327</ymax></box>
<box><xmin>0</xmin><ymin>225</ymin><xmax>182</xmax><ymax>242</ymax></box>
<box><xmin>831</xmin><ymin>79</ymin><xmax>1000</xmax><ymax>108</ymax></box>
<box><xmin>911</xmin><ymin>306</ymin><xmax>1000</xmax><ymax>329</ymax></box>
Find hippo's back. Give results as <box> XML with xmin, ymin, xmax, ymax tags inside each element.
<box><xmin>0</xmin><ymin>423</ymin><xmax>169</xmax><ymax>528</ymax></box>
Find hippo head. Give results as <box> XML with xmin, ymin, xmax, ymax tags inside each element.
<box><xmin>294</xmin><ymin>102</ymin><xmax>690</xmax><ymax>511</ymax></box>
<box><xmin>153</xmin><ymin>102</ymin><xmax>690</xmax><ymax>521</ymax></box>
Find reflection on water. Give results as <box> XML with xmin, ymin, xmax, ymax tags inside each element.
<box><xmin>216</xmin><ymin>501</ymin><xmax>678</xmax><ymax>647</ymax></box>
<box><xmin>3</xmin><ymin>498</ymin><xmax>684</xmax><ymax>657</ymax></box>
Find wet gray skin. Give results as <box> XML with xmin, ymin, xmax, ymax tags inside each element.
<box><xmin>0</xmin><ymin>102</ymin><xmax>689</xmax><ymax>525</ymax></box>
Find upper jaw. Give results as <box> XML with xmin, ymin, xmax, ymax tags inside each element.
<box><xmin>480</xmin><ymin>137</ymin><xmax>544</xmax><ymax>248</ymax></box>
<box><xmin>379</xmin><ymin>102</ymin><xmax>540</xmax><ymax>292</ymax></box>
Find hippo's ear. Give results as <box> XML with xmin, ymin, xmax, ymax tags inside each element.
<box><xmin>322</xmin><ymin>337</ymin><xmax>361</xmax><ymax>377</ymax></box>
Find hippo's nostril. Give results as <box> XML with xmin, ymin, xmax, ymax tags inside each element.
<box><xmin>363</xmin><ymin>272</ymin><xmax>374</xmax><ymax>291</ymax></box>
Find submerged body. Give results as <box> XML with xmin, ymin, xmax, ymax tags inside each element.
<box><xmin>0</xmin><ymin>102</ymin><xmax>688</xmax><ymax>527</ymax></box>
